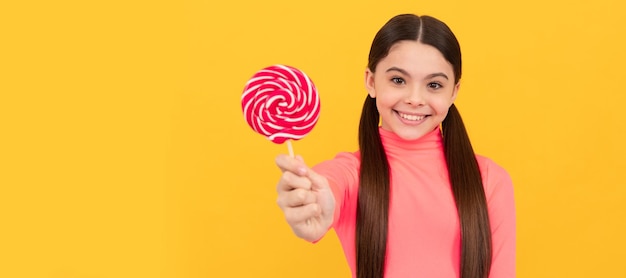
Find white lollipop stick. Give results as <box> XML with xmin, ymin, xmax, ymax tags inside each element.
<box><xmin>287</xmin><ymin>140</ymin><xmax>294</xmax><ymax>158</ymax></box>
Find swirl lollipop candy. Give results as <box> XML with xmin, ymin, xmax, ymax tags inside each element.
<box><xmin>242</xmin><ymin>65</ymin><xmax>320</xmax><ymax>156</ymax></box>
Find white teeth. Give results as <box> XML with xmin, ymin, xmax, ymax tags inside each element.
<box><xmin>399</xmin><ymin>112</ymin><xmax>425</xmax><ymax>121</ymax></box>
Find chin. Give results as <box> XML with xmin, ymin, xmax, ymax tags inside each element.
<box><xmin>394</xmin><ymin>129</ymin><xmax>429</xmax><ymax>141</ymax></box>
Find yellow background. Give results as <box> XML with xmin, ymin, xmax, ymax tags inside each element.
<box><xmin>1</xmin><ymin>0</ymin><xmax>625</xmax><ymax>277</ymax></box>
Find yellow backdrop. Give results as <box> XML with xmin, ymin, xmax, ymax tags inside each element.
<box><xmin>1</xmin><ymin>0</ymin><xmax>625</xmax><ymax>277</ymax></box>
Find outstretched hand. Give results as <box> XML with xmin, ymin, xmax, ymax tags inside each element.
<box><xmin>275</xmin><ymin>154</ymin><xmax>335</xmax><ymax>242</ymax></box>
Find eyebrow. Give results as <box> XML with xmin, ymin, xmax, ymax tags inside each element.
<box><xmin>385</xmin><ymin>66</ymin><xmax>449</xmax><ymax>80</ymax></box>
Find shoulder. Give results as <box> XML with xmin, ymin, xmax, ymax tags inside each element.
<box><xmin>475</xmin><ymin>155</ymin><xmax>510</xmax><ymax>179</ymax></box>
<box><xmin>475</xmin><ymin>155</ymin><xmax>514</xmax><ymax>200</ymax></box>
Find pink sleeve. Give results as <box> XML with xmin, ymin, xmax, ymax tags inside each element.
<box><xmin>312</xmin><ymin>152</ymin><xmax>360</xmax><ymax>228</ymax></box>
<box><xmin>480</xmin><ymin>158</ymin><xmax>516</xmax><ymax>278</ymax></box>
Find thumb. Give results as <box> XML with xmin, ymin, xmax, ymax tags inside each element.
<box><xmin>307</xmin><ymin>169</ymin><xmax>328</xmax><ymax>191</ymax></box>
<box><xmin>295</xmin><ymin>155</ymin><xmax>305</xmax><ymax>163</ymax></box>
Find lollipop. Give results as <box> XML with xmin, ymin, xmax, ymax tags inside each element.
<box><xmin>242</xmin><ymin>64</ymin><xmax>320</xmax><ymax>156</ymax></box>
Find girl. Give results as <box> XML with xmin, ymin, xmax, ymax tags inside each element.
<box><xmin>275</xmin><ymin>14</ymin><xmax>515</xmax><ymax>278</ymax></box>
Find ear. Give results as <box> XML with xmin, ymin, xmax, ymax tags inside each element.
<box><xmin>451</xmin><ymin>82</ymin><xmax>460</xmax><ymax>103</ymax></box>
<box><xmin>364</xmin><ymin>69</ymin><xmax>376</xmax><ymax>98</ymax></box>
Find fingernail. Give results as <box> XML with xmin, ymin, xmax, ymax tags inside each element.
<box><xmin>298</xmin><ymin>167</ymin><xmax>307</xmax><ymax>175</ymax></box>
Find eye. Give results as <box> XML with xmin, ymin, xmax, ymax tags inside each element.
<box><xmin>391</xmin><ymin>77</ymin><xmax>406</xmax><ymax>85</ymax></box>
<box><xmin>427</xmin><ymin>82</ymin><xmax>443</xmax><ymax>89</ymax></box>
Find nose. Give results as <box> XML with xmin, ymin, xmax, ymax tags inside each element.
<box><xmin>405</xmin><ymin>86</ymin><xmax>425</xmax><ymax>106</ymax></box>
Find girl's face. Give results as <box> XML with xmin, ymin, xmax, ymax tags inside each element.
<box><xmin>365</xmin><ymin>40</ymin><xmax>459</xmax><ymax>141</ymax></box>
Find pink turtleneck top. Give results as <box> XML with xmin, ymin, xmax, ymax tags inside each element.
<box><xmin>313</xmin><ymin>127</ymin><xmax>515</xmax><ymax>277</ymax></box>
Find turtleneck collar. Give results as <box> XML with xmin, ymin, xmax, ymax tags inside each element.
<box><xmin>378</xmin><ymin>126</ymin><xmax>444</xmax><ymax>153</ymax></box>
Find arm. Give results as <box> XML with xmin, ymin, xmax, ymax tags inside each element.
<box><xmin>484</xmin><ymin>161</ymin><xmax>516</xmax><ymax>278</ymax></box>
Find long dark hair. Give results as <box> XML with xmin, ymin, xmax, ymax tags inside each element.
<box><xmin>357</xmin><ymin>14</ymin><xmax>492</xmax><ymax>278</ymax></box>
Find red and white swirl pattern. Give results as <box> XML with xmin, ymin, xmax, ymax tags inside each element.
<box><xmin>242</xmin><ymin>65</ymin><xmax>320</xmax><ymax>144</ymax></box>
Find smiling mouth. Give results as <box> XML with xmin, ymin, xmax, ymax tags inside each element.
<box><xmin>397</xmin><ymin>111</ymin><xmax>427</xmax><ymax>121</ymax></box>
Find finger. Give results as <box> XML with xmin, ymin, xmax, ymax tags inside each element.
<box><xmin>284</xmin><ymin>203</ymin><xmax>320</xmax><ymax>225</ymax></box>
<box><xmin>277</xmin><ymin>171</ymin><xmax>312</xmax><ymax>192</ymax></box>
<box><xmin>282</xmin><ymin>188</ymin><xmax>317</xmax><ymax>207</ymax></box>
<box><xmin>275</xmin><ymin>154</ymin><xmax>307</xmax><ymax>176</ymax></box>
